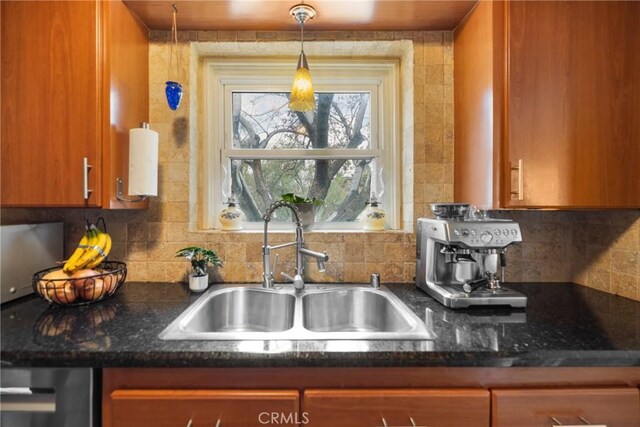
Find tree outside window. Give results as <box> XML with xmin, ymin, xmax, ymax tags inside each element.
<box><xmin>229</xmin><ymin>92</ymin><xmax>374</xmax><ymax>224</ymax></box>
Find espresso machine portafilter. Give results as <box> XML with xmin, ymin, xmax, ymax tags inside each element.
<box><xmin>416</xmin><ymin>203</ymin><xmax>527</xmax><ymax>308</ymax></box>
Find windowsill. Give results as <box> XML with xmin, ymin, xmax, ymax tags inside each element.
<box><xmin>193</xmin><ymin>228</ymin><xmax>412</xmax><ymax>235</ymax></box>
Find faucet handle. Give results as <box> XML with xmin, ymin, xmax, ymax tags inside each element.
<box><xmin>281</xmin><ymin>272</ymin><xmax>305</xmax><ymax>290</ymax></box>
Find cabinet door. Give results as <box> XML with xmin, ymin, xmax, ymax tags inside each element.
<box><xmin>507</xmin><ymin>1</ymin><xmax>640</xmax><ymax>208</ymax></box>
<box><xmin>108</xmin><ymin>389</ymin><xmax>300</xmax><ymax>427</ymax></box>
<box><xmin>1</xmin><ymin>1</ymin><xmax>102</xmax><ymax>207</ymax></box>
<box><xmin>303</xmin><ymin>389</ymin><xmax>489</xmax><ymax>427</ymax></box>
<box><xmin>492</xmin><ymin>387</ymin><xmax>640</xmax><ymax>427</ymax></box>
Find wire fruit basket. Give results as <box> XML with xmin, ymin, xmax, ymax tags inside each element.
<box><xmin>32</xmin><ymin>261</ymin><xmax>127</xmax><ymax>306</ymax></box>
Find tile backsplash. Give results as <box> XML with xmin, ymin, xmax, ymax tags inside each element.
<box><xmin>1</xmin><ymin>30</ymin><xmax>638</xmax><ymax>301</ymax></box>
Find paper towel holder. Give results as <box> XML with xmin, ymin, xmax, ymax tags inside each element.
<box><xmin>116</xmin><ymin>177</ymin><xmax>147</xmax><ymax>203</ymax></box>
<box><xmin>116</xmin><ymin>122</ymin><xmax>157</xmax><ymax>203</ymax></box>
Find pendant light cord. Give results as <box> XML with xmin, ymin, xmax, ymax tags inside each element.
<box><xmin>300</xmin><ymin>19</ymin><xmax>305</xmax><ymax>55</ymax></box>
<box><xmin>168</xmin><ymin>4</ymin><xmax>178</xmax><ymax>80</ymax></box>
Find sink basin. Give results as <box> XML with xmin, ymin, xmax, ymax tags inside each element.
<box><xmin>303</xmin><ymin>289</ymin><xmax>415</xmax><ymax>333</ymax></box>
<box><xmin>159</xmin><ymin>284</ymin><xmax>434</xmax><ymax>341</ymax></box>
<box><xmin>181</xmin><ymin>288</ymin><xmax>295</xmax><ymax>334</ymax></box>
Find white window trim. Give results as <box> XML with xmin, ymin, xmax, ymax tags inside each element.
<box><xmin>194</xmin><ymin>42</ymin><xmax>412</xmax><ymax>232</ymax></box>
<box><xmin>202</xmin><ymin>58</ymin><xmax>400</xmax><ymax>231</ymax></box>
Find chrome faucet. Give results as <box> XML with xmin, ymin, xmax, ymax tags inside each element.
<box><xmin>262</xmin><ymin>200</ymin><xmax>329</xmax><ymax>290</ymax></box>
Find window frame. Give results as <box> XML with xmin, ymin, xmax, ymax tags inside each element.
<box><xmin>201</xmin><ymin>58</ymin><xmax>401</xmax><ymax>231</ymax></box>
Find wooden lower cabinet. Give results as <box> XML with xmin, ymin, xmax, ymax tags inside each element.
<box><xmin>303</xmin><ymin>389</ymin><xmax>490</xmax><ymax>427</ymax></box>
<box><xmin>103</xmin><ymin>368</ymin><xmax>640</xmax><ymax>427</ymax></box>
<box><xmin>491</xmin><ymin>388</ymin><xmax>640</xmax><ymax>427</ymax></box>
<box><xmin>108</xmin><ymin>389</ymin><xmax>300</xmax><ymax>427</ymax></box>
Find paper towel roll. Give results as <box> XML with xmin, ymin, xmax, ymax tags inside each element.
<box><xmin>128</xmin><ymin>126</ymin><xmax>159</xmax><ymax>196</ymax></box>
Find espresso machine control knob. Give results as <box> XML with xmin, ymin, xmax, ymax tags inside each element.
<box><xmin>480</xmin><ymin>231</ymin><xmax>493</xmax><ymax>243</ymax></box>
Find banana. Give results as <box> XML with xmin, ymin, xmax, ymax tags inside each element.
<box><xmin>68</xmin><ymin>225</ymin><xmax>108</xmax><ymax>273</ymax></box>
<box><xmin>63</xmin><ymin>226</ymin><xmax>92</xmax><ymax>274</ymax></box>
<box><xmin>85</xmin><ymin>231</ymin><xmax>112</xmax><ymax>269</ymax></box>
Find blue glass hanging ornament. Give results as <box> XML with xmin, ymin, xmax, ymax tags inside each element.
<box><xmin>165</xmin><ymin>5</ymin><xmax>183</xmax><ymax>111</ymax></box>
<box><xmin>165</xmin><ymin>81</ymin><xmax>183</xmax><ymax>111</ymax></box>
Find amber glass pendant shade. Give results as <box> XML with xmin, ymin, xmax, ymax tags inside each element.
<box><xmin>288</xmin><ymin>4</ymin><xmax>316</xmax><ymax>112</ymax></box>
<box><xmin>289</xmin><ymin>52</ymin><xmax>315</xmax><ymax>112</ymax></box>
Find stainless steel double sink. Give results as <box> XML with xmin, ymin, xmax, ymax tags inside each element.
<box><xmin>159</xmin><ymin>284</ymin><xmax>435</xmax><ymax>341</ymax></box>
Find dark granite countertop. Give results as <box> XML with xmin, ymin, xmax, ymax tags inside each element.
<box><xmin>2</xmin><ymin>282</ymin><xmax>639</xmax><ymax>368</ymax></box>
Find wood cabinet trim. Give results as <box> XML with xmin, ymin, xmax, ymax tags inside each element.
<box><xmin>104</xmin><ymin>367</ymin><xmax>640</xmax><ymax>392</ymax></box>
<box><xmin>112</xmin><ymin>389</ymin><xmax>300</xmax><ymax>400</ymax></box>
<box><xmin>304</xmin><ymin>388</ymin><xmax>489</xmax><ymax>397</ymax></box>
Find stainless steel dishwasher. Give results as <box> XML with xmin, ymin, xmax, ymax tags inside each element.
<box><xmin>0</xmin><ymin>368</ymin><xmax>95</xmax><ymax>427</ymax></box>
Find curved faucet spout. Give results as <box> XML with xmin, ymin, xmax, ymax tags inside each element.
<box><xmin>262</xmin><ymin>201</ymin><xmax>303</xmax><ymax>288</ymax></box>
<box><xmin>261</xmin><ymin>200</ymin><xmax>329</xmax><ymax>291</ymax></box>
<box><xmin>262</xmin><ymin>200</ymin><xmax>302</xmax><ymax>248</ymax></box>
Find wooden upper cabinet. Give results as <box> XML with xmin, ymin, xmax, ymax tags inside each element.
<box><xmin>303</xmin><ymin>388</ymin><xmax>490</xmax><ymax>427</ymax></box>
<box><xmin>492</xmin><ymin>387</ymin><xmax>640</xmax><ymax>427</ymax></box>
<box><xmin>454</xmin><ymin>1</ymin><xmax>640</xmax><ymax>209</ymax></box>
<box><xmin>107</xmin><ymin>389</ymin><xmax>300</xmax><ymax>427</ymax></box>
<box><xmin>1</xmin><ymin>0</ymin><xmax>149</xmax><ymax>208</ymax></box>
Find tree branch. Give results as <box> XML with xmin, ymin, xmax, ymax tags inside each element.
<box><xmin>326</xmin><ymin>95</ymin><xmax>370</xmax><ymax>179</ymax></box>
<box><xmin>308</xmin><ymin>94</ymin><xmax>334</xmax><ymax>200</ymax></box>
<box><xmin>352</xmin><ymin>93</ymin><xmax>368</xmax><ymax>138</ymax></box>
<box><xmin>331</xmin><ymin>102</ymin><xmax>352</xmax><ymax>140</ymax></box>
<box><xmin>332</xmin><ymin>161</ymin><xmax>371</xmax><ymax>221</ymax></box>
<box><xmin>295</xmin><ymin>111</ymin><xmax>316</xmax><ymax>143</ymax></box>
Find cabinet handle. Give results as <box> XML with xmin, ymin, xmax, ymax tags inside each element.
<box><xmin>510</xmin><ymin>159</ymin><xmax>524</xmax><ymax>201</ymax></box>
<box><xmin>185</xmin><ymin>419</ymin><xmax>193</xmax><ymax>427</ymax></box>
<box><xmin>409</xmin><ymin>417</ymin><xmax>417</xmax><ymax>427</ymax></box>
<box><xmin>215</xmin><ymin>418</ymin><xmax>221</xmax><ymax>427</ymax></box>
<box><xmin>380</xmin><ymin>417</ymin><xmax>388</xmax><ymax>427</ymax></box>
<box><xmin>550</xmin><ymin>416</ymin><xmax>607</xmax><ymax>427</ymax></box>
<box><xmin>83</xmin><ymin>157</ymin><xmax>93</xmax><ymax>200</ymax></box>
<box><xmin>0</xmin><ymin>387</ymin><xmax>56</xmax><ymax>413</ymax></box>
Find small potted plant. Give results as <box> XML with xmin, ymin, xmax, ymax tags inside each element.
<box><xmin>280</xmin><ymin>193</ymin><xmax>324</xmax><ymax>231</ymax></box>
<box><xmin>175</xmin><ymin>246</ymin><xmax>223</xmax><ymax>292</ymax></box>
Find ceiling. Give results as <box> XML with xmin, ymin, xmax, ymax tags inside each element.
<box><xmin>124</xmin><ymin>0</ymin><xmax>478</xmax><ymax>31</ymax></box>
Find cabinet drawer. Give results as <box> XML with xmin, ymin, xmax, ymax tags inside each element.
<box><xmin>491</xmin><ymin>387</ymin><xmax>640</xmax><ymax>427</ymax></box>
<box><xmin>109</xmin><ymin>389</ymin><xmax>299</xmax><ymax>427</ymax></box>
<box><xmin>303</xmin><ymin>388</ymin><xmax>489</xmax><ymax>427</ymax></box>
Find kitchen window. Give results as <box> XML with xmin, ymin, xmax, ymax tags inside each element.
<box><xmin>201</xmin><ymin>58</ymin><xmax>401</xmax><ymax>230</ymax></box>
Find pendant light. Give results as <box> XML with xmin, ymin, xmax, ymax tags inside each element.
<box><xmin>289</xmin><ymin>4</ymin><xmax>316</xmax><ymax>112</ymax></box>
<box><xmin>165</xmin><ymin>4</ymin><xmax>183</xmax><ymax>111</ymax></box>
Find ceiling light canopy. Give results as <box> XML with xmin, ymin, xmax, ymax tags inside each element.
<box><xmin>289</xmin><ymin>4</ymin><xmax>316</xmax><ymax>112</ymax></box>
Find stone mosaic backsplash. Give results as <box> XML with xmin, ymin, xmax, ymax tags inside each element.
<box><xmin>1</xmin><ymin>30</ymin><xmax>638</xmax><ymax>301</ymax></box>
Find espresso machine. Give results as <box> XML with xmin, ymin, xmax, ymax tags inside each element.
<box><xmin>416</xmin><ymin>203</ymin><xmax>527</xmax><ymax>308</ymax></box>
